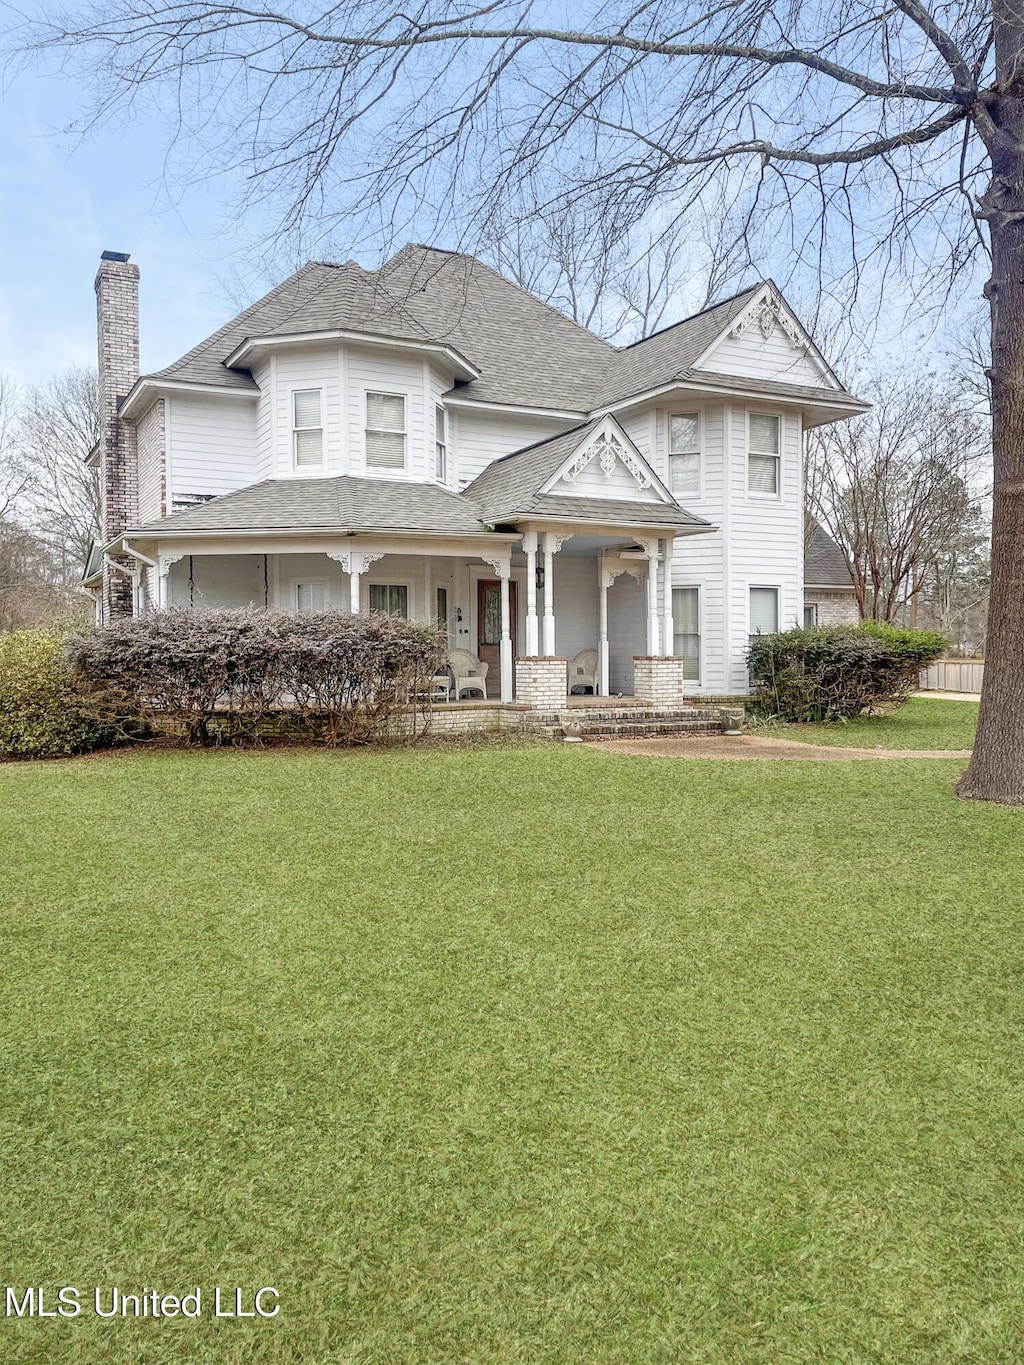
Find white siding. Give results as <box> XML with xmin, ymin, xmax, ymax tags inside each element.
<box><xmin>618</xmin><ymin>409</ymin><xmax>654</xmax><ymax>460</ymax></box>
<box><xmin>272</xmin><ymin>345</ymin><xmax>343</xmax><ymax>479</ymax></box>
<box><xmin>167</xmin><ymin>394</ymin><xmax>258</xmax><ymax>502</ymax></box>
<box><xmin>696</xmin><ymin>320</ymin><xmax>836</xmax><ymax>388</ymax></box>
<box><xmin>451</xmin><ymin>407</ymin><xmax>569</xmax><ymax>486</ymax></box>
<box><xmin>136</xmin><ymin>398</ymin><xmax>165</xmax><ymax>523</ymax></box>
<box><xmin>607</xmin><ymin>572</ymin><xmax>646</xmax><ymax>694</ymax></box>
<box><xmin>552</xmin><ymin>556</ymin><xmax>599</xmax><ymax>661</ymax></box>
<box><xmin>169</xmin><ymin>553</ymin><xmax>264</xmax><ymax>608</ymax></box>
<box><xmin>345</xmin><ymin>345</ymin><xmax>426</xmax><ymax>481</ymax></box>
<box><xmin>724</xmin><ymin>404</ymin><xmax>803</xmax><ymax>692</ymax></box>
<box><xmin>253</xmin><ymin>357</ymin><xmax>275</xmax><ymax>481</ymax></box>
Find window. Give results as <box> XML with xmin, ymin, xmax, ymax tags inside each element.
<box><xmin>748</xmin><ymin>413</ymin><xmax>780</xmax><ymax>495</ymax></box>
<box><xmin>480</xmin><ymin>583</ymin><xmax>501</xmax><ymax>646</ymax></box>
<box><xmin>366</xmin><ymin>393</ymin><xmax>406</xmax><ymax>470</ymax></box>
<box><xmin>293</xmin><ymin>390</ymin><xmax>324</xmax><ymax>470</ymax></box>
<box><xmin>436</xmin><ymin>586</ymin><xmax>448</xmax><ymax>631</ymax></box>
<box><xmin>669</xmin><ymin>414</ymin><xmax>700</xmax><ymax>496</ymax></box>
<box><xmin>804</xmin><ymin>602</ymin><xmax>819</xmax><ymax>627</ymax></box>
<box><xmin>435</xmin><ymin>405</ymin><xmax>447</xmax><ymax>481</ymax></box>
<box><xmin>296</xmin><ymin>581</ymin><xmax>327</xmax><ymax>613</ymax></box>
<box><xmin>749</xmin><ymin>586</ymin><xmax>780</xmax><ymax>636</ymax></box>
<box><xmin>672</xmin><ymin>587</ymin><xmax>700</xmax><ymax>682</ymax></box>
<box><xmin>368</xmin><ymin>583</ymin><xmax>409</xmax><ymax>617</ymax></box>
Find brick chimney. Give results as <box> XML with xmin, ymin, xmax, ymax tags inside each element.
<box><xmin>95</xmin><ymin>250</ymin><xmax>140</xmax><ymax>618</ymax></box>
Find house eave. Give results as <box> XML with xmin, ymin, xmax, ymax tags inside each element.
<box><xmin>225</xmin><ymin>329</ymin><xmax>480</xmax><ymax>380</ymax></box>
<box><xmin>443</xmin><ymin>395</ymin><xmax>588</xmax><ymax>421</ymax></box>
<box><xmin>120</xmin><ymin>377</ymin><xmax>260</xmax><ymax>420</ymax></box>
<box><xmin>116</xmin><ymin>526</ymin><xmax>521</xmax><ymax>546</ymax></box>
<box><xmin>591</xmin><ymin>379</ymin><xmax>870</xmax><ymax>421</ymax></box>
<box><xmin>506</xmin><ymin>512</ymin><xmax>715</xmax><ymax>535</ymax></box>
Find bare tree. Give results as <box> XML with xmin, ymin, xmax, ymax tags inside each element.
<box><xmin>14</xmin><ymin>0</ymin><xmax>1024</xmax><ymax>799</ymax></box>
<box><xmin>0</xmin><ymin>374</ymin><xmax>26</xmax><ymax>524</ymax></box>
<box><xmin>916</xmin><ymin>518</ymin><xmax>991</xmax><ymax>654</ymax></box>
<box><xmin>17</xmin><ymin>367</ymin><xmax>101</xmax><ymax>578</ymax></box>
<box><xmin>0</xmin><ymin>374</ymin><xmax>75</xmax><ymax>629</ymax></box>
<box><xmin>808</xmin><ymin>373</ymin><xmax>989</xmax><ymax>624</ymax></box>
<box><xmin>482</xmin><ymin>197</ymin><xmax>750</xmax><ymax>340</ymax></box>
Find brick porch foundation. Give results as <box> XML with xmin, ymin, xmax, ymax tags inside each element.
<box><xmin>515</xmin><ymin>656</ymin><xmax>567</xmax><ymax>708</ymax></box>
<box><xmin>632</xmin><ymin>656</ymin><xmax>687</xmax><ymax>704</ymax></box>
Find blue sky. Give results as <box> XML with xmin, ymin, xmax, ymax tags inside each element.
<box><xmin>0</xmin><ymin>64</ymin><xmax>265</xmax><ymax>384</ymax></box>
<box><xmin>0</xmin><ymin>29</ymin><xmax>985</xmax><ymax>391</ymax></box>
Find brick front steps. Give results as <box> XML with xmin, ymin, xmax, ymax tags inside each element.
<box><xmin>524</xmin><ymin>705</ymin><xmax>735</xmax><ymax>741</ymax></box>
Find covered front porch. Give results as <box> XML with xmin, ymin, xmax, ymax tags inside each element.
<box><xmin>116</xmin><ymin>521</ymin><xmax>698</xmax><ymax>705</ymax></box>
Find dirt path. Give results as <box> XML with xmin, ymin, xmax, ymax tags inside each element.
<box><xmin>589</xmin><ymin>734</ymin><xmax>973</xmax><ymax>761</ymax></box>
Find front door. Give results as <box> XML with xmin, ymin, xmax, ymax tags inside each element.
<box><xmin>477</xmin><ymin>579</ymin><xmax>517</xmax><ymax>698</ymax></box>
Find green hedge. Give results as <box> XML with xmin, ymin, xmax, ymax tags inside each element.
<box><xmin>0</xmin><ymin>629</ymin><xmax>112</xmax><ymax>759</ymax></box>
<box><xmin>747</xmin><ymin>622</ymin><xmax>947</xmax><ymax>723</ymax></box>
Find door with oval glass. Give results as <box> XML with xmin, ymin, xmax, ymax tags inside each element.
<box><xmin>477</xmin><ymin>579</ymin><xmax>517</xmax><ymax>698</ymax></box>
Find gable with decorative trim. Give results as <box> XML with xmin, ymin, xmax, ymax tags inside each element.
<box><xmin>693</xmin><ymin>287</ymin><xmax>840</xmax><ymax>390</ymax></box>
<box><xmin>543</xmin><ymin>417</ymin><xmax>671</xmax><ymax>504</ymax></box>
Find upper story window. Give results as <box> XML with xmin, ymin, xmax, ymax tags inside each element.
<box><xmin>366</xmin><ymin>392</ymin><xmax>406</xmax><ymax>471</ymax></box>
<box><xmin>293</xmin><ymin>390</ymin><xmax>324</xmax><ymax>470</ymax></box>
<box><xmin>435</xmin><ymin>404</ymin><xmax>447</xmax><ymax>481</ymax></box>
<box><xmin>668</xmin><ymin>414</ymin><xmax>700</xmax><ymax>496</ymax></box>
<box><xmin>748</xmin><ymin>413</ymin><xmax>780</xmax><ymax>495</ymax></box>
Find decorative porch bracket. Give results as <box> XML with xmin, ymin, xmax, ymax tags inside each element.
<box><xmin>156</xmin><ymin>553</ymin><xmax>185</xmax><ymax>610</ymax></box>
<box><xmin>327</xmin><ymin>549</ymin><xmax>385</xmax><ymax>613</ymax></box>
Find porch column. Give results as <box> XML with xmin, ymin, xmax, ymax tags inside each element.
<box><xmin>645</xmin><ymin>539</ymin><xmax>660</xmax><ymax>656</ymax></box>
<box><xmin>349</xmin><ymin>565</ymin><xmax>361</xmax><ymax>614</ymax></box>
<box><xmin>498</xmin><ymin>559</ymin><xmax>513</xmax><ymax>703</ymax></box>
<box><xmin>524</xmin><ymin>531</ymin><xmax>539</xmax><ymax>656</ymax></box>
<box><xmin>542</xmin><ymin>533</ymin><xmax>555</xmax><ymax>655</ymax></box>
<box><xmin>661</xmin><ymin>536</ymin><xmax>675</xmax><ymax>656</ymax></box>
<box><xmin>598</xmin><ymin>567</ymin><xmax>611</xmax><ymax>696</ymax></box>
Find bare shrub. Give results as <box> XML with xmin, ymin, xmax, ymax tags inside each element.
<box><xmin>66</xmin><ymin>607</ymin><xmax>446</xmax><ymax>747</ymax></box>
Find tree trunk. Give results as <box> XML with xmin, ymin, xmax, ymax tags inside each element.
<box><xmin>957</xmin><ymin>1</ymin><xmax>1024</xmax><ymax>802</ymax></box>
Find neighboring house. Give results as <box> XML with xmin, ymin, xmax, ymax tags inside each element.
<box><xmin>804</xmin><ymin>520</ymin><xmax>860</xmax><ymax>626</ymax></box>
<box><xmin>84</xmin><ymin>246</ymin><xmax>866</xmax><ymax>701</ymax></box>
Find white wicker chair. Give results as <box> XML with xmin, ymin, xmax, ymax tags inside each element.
<box><xmin>567</xmin><ymin>649</ymin><xmax>599</xmax><ymax>695</ymax></box>
<box><xmin>447</xmin><ymin>649</ymin><xmax>489</xmax><ymax>699</ymax></box>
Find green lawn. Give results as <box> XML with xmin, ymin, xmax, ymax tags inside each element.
<box><xmin>1</xmin><ymin>745</ymin><xmax>1022</xmax><ymax>1363</ymax></box>
<box><xmin>753</xmin><ymin>696</ymin><xmax>979</xmax><ymax>750</ymax></box>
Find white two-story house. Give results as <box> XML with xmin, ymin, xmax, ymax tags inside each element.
<box><xmin>84</xmin><ymin>245</ymin><xmax>863</xmax><ymax>702</ymax></box>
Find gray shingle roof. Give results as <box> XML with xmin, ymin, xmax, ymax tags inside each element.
<box><xmin>130</xmin><ymin>476</ymin><xmax>497</xmax><ymax>537</ymax></box>
<box><xmin>600</xmin><ymin>288</ymin><xmax>762</xmax><ymax>404</ymax></box>
<box><xmin>805</xmin><ymin>520</ymin><xmax>855</xmax><ymax>588</ymax></box>
<box><xmin>522</xmin><ymin>496</ymin><xmax>709</xmax><ymax>530</ymax></box>
<box><xmin>143</xmin><ymin>246</ymin><xmax>858</xmax><ymax>413</ymax></box>
<box><xmin>148</xmin><ymin>249</ymin><xmax>618</xmax><ymax>409</ymax></box>
<box><xmin>463</xmin><ymin>421</ymin><xmax>709</xmax><ymax>530</ymax></box>
<box><xmin>464</xmin><ymin>421</ymin><xmax>598</xmax><ymax>517</ymax></box>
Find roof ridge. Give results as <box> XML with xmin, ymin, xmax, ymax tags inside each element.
<box><xmin>382</xmin><ymin>243</ymin><xmax>620</xmax><ymax>355</ymax></box>
<box><xmin>147</xmin><ymin>261</ymin><xmax>334</xmax><ymax>383</ymax></box>
<box><xmin>619</xmin><ymin>282</ymin><xmax>765</xmax><ymax>352</ymax></box>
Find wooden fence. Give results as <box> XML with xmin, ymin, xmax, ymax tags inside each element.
<box><xmin>919</xmin><ymin>660</ymin><xmax>985</xmax><ymax>694</ymax></box>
